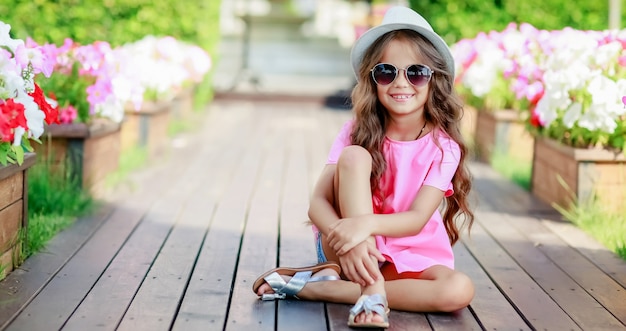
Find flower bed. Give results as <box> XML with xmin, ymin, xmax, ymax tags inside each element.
<box><xmin>453</xmin><ymin>23</ymin><xmax>626</xmax><ymax>207</ymax></box>
<box><xmin>533</xmin><ymin>137</ymin><xmax>626</xmax><ymax>212</ymax></box>
<box><xmin>1</xmin><ymin>22</ymin><xmax>57</xmax><ymax>166</ymax></box>
<box><xmin>475</xmin><ymin>109</ymin><xmax>534</xmax><ymax>163</ymax></box>
<box><xmin>121</xmin><ymin>101</ymin><xmax>171</xmax><ymax>158</ymax></box>
<box><xmin>34</xmin><ymin>120</ymin><xmax>121</xmax><ymax>198</ymax></box>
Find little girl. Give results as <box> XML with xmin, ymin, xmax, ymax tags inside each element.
<box><xmin>252</xmin><ymin>6</ymin><xmax>475</xmax><ymax>329</ymax></box>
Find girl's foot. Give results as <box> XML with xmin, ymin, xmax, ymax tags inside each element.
<box><xmin>255</xmin><ymin>267</ymin><xmax>340</xmax><ymax>298</ymax></box>
<box><xmin>348</xmin><ymin>292</ymin><xmax>389</xmax><ymax>328</ymax></box>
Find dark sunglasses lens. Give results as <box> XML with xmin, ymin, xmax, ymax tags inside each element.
<box><xmin>406</xmin><ymin>65</ymin><xmax>432</xmax><ymax>86</ymax></box>
<box><xmin>372</xmin><ymin>64</ymin><xmax>397</xmax><ymax>85</ymax></box>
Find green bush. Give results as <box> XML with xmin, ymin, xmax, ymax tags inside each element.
<box><xmin>409</xmin><ymin>0</ymin><xmax>622</xmax><ymax>43</ymax></box>
<box><xmin>2</xmin><ymin>0</ymin><xmax>221</xmax><ymax>111</ymax></box>
<box><xmin>2</xmin><ymin>0</ymin><xmax>221</xmax><ymax>53</ymax></box>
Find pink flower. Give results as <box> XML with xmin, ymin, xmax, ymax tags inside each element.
<box><xmin>59</xmin><ymin>105</ymin><xmax>77</xmax><ymax>124</ymax></box>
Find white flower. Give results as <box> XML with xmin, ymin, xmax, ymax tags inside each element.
<box><xmin>461</xmin><ymin>40</ymin><xmax>507</xmax><ymax>97</ymax></box>
<box><xmin>0</xmin><ymin>22</ymin><xmax>24</xmax><ymax>53</ymax></box>
<box><xmin>13</xmin><ymin>92</ymin><xmax>45</xmax><ymax>140</ymax></box>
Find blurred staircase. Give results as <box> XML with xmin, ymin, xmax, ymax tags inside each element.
<box><xmin>213</xmin><ymin>1</ymin><xmax>355</xmax><ymax>104</ymax></box>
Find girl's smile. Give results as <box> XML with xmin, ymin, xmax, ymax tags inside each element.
<box><xmin>376</xmin><ymin>39</ymin><xmax>429</xmax><ymax>121</ymax></box>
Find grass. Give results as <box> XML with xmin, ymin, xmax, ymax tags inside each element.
<box><xmin>490</xmin><ymin>150</ymin><xmax>532</xmax><ymax>191</ymax></box>
<box><xmin>23</xmin><ymin>144</ymin><xmax>150</xmax><ymax>261</ymax></box>
<box><xmin>488</xmin><ymin>150</ymin><xmax>626</xmax><ymax>260</ymax></box>
<box><xmin>24</xmin><ymin>160</ymin><xmax>94</xmax><ymax>258</ymax></box>
<box><xmin>105</xmin><ymin>146</ymin><xmax>149</xmax><ymax>189</ymax></box>
<box><xmin>553</xmin><ymin>179</ymin><xmax>626</xmax><ymax>260</ymax></box>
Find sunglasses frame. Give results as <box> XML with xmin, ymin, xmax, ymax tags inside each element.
<box><xmin>370</xmin><ymin>63</ymin><xmax>433</xmax><ymax>87</ymax></box>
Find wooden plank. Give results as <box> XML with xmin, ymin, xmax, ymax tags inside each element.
<box><xmin>0</xmin><ymin>154</ymin><xmax>36</xmax><ymax>182</ymax></box>
<box><xmin>0</xmin><ymin>206</ymin><xmax>111</xmax><ymax>329</ymax></box>
<box><xmin>540</xmin><ymin>219</ymin><xmax>626</xmax><ymax>290</ymax></box>
<box><xmin>428</xmin><ymin>310</ymin><xmax>480</xmax><ymax>331</ymax></box>
<box><xmin>471</xmin><ymin>160</ymin><xmax>626</xmax><ymax>327</ymax></box>
<box><xmin>277</xmin><ymin>108</ymin><xmax>328</xmax><ymax>331</ymax></box>
<box><xmin>4</xmin><ymin>205</ymin><xmax>148</xmax><ymax>331</ymax></box>
<box><xmin>61</xmin><ymin>121</ymin><xmax>233</xmax><ymax>331</ymax></box>
<box><xmin>225</xmin><ymin>109</ymin><xmax>285</xmax><ymax>331</ymax></box>
<box><xmin>113</xmin><ymin>192</ymin><xmax>210</xmax><ymax>330</ymax></box>
<box><xmin>449</xmin><ymin>242</ymin><xmax>529</xmax><ymax>330</ymax></box>
<box><xmin>330</xmin><ymin>305</ymin><xmax>435</xmax><ymax>331</ymax></box>
<box><xmin>61</xmin><ymin>203</ymin><xmax>184</xmax><ymax>331</ymax></box>
<box><xmin>327</xmin><ymin>303</ymin><xmax>353</xmax><ymax>331</ymax></box>
<box><xmin>171</xmin><ymin>103</ymin><xmax>266</xmax><ymax>331</ymax></box>
<box><xmin>116</xmin><ymin>104</ymin><xmax>258</xmax><ymax>331</ymax></box>
<box><xmin>478</xmin><ymin>210</ymin><xmax>624</xmax><ymax>330</ymax></box>
<box><xmin>328</xmin><ymin>303</ymin><xmax>435</xmax><ymax>331</ymax></box>
<box><xmin>503</xmin><ymin>214</ymin><xmax>626</xmax><ymax>327</ymax></box>
<box><xmin>469</xmin><ymin>162</ymin><xmax>555</xmax><ymax>216</ymax></box>
<box><xmin>463</xmin><ymin>215</ymin><xmax>581</xmax><ymax>330</ymax></box>
<box><xmin>3</xmin><ymin>131</ymin><xmax>196</xmax><ymax>330</ymax></box>
<box><xmin>0</xmin><ymin>170</ymin><xmax>21</xmax><ymax>209</ymax></box>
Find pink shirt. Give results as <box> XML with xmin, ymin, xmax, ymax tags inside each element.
<box><xmin>326</xmin><ymin>120</ymin><xmax>460</xmax><ymax>273</ymax></box>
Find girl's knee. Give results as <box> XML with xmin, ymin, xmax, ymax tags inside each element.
<box><xmin>438</xmin><ymin>272</ymin><xmax>474</xmax><ymax>312</ymax></box>
<box><xmin>337</xmin><ymin>145</ymin><xmax>372</xmax><ymax>171</ymax></box>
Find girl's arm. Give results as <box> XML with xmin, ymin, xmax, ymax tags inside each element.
<box><xmin>308</xmin><ymin>164</ymin><xmax>384</xmax><ymax>286</ymax></box>
<box><xmin>328</xmin><ymin>185</ymin><xmax>445</xmax><ymax>255</ymax></box>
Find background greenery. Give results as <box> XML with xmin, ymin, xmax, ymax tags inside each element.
<box><xmin>408</xmin><ymin>0</ymin><xmax>623</xmax><ymax>43</ymax></box>
<box><xmin>1</xmin><ymin>0</ymin><xmax>222</xmax><ymax>106</ymax></box>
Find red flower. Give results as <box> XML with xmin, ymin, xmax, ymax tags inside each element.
<box><xmin>28</xmin><ymin>83</ymin><xmax>60</xmax><ymax>125</ymax></box>
<box><xmin>529</xmin><ymin>106</ymin><xmax>542</xmax><ymax>128</ymax></box>
<box><xmin>0</xmin><ymin>99</ymin><xmax>27</xmax><ymax>142</ymax></box>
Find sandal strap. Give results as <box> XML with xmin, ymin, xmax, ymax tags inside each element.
<box><xmin>261</xmin><ymin>270</ymin><xmax>314</xmax><ymax>300</ymax></box>
<box><xmin>260</xmin><ymin>271</ymin><xmax>341</xmax><ymax>301</ymax></box>
<box><xmin>281</xmin><ymin>270</ymin><xmax>313</xmax><ymax>296</ymax></box>
<box><xmin>349</xmin><ymin>294</ymin><xmax>389</xmax><ymax>319</ymax></box>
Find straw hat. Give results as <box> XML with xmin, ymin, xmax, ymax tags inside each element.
<box><xmin>350</xmin><ymin>6</ymin><xmax>455</xmax><ymax>79</ymax></box>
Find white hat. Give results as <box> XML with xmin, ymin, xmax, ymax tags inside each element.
<box><xmin>350</xmin><ymin>6</ymin><xmax>455</xmax><ymax>80</ymax></box>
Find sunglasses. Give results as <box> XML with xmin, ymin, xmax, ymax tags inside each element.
<box><xmin>370</xmin><ymin>63</ymin><xmax>433</xmax><ymax>87</ymax></box>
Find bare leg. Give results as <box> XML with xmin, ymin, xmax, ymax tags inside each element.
<box><xmin>331</xmin><ymin>145</ymin><xmax>387</xmax><ymax>325</ymax></box>
<box><xmin>257</xmin><ymin>145</ymin><xmax>474</xmax><ymax>313</ymax></box>
<box><xmin>256</xmin><ymin>264</ymin><xmax>474</xmax><ymax>313</ymax></box>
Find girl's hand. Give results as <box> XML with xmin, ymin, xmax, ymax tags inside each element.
<box><xmin>338</xmin><ymin>240</ymin><xmax>385</xmax><ymax>286</ymax></box>
<box><xmin>327</xmin><ymin>216</ymin><xmax>373</xmax><ymax>255</ymax></box>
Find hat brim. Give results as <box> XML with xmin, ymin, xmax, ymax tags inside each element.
<box><xmin>350</xmin><ymin>23</ymin><xmax>455</xmax><ymax>80</ymax></box>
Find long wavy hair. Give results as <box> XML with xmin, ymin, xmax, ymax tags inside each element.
<box><xmin>350</xmin><ymin>30</ymin><xmax>474</xmax><ymax>245</ymax></box>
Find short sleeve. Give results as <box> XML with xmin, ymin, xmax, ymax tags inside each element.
<box><xmin>423</xmin><ymin>138</ymin><xmax>460</xmax><ymax>197</ymax></box>
<box><xmin>327</xmin><ymin>120</ymin><xmax>354</xmax><ymax>164</ymax></box>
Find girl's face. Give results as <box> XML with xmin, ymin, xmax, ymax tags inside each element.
<box><xmin>375</xmin><ymin>38</ymin><xmax>430</xmax><ymax>120</ymax></box>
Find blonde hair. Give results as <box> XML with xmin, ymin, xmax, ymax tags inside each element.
<box><xmin>349</xmin><ymin>30</ymin><xmax>474</xmax><ymax>245</ymax></box>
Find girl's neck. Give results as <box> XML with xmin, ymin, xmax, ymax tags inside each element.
<box><xmin>386</xmin><ymin>117</ymin><xmax>428</xmax><ymax>141</ymax></box>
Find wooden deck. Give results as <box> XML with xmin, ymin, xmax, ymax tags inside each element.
<box><xmin>0</xmin><ymin>98</ymin><xmax>625</xmax><ymax>331</ymax></box>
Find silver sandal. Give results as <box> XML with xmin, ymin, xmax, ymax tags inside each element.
<box><xmin>260</xmin><ymin>270</ymin><xmax>340</xmax><ymax>300</ymax></box>
<box><xmin>251</xmin><ymin>262</ymin><xmax>341</xmax><ymax>301</ymax></box>
<box><xmin>348</xmin><ymin>293</ymin><xmax>390</xmax><ymax>328</ymax></box>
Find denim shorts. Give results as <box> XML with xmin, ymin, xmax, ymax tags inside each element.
<box><xmin>315</xmin><ymin>231</ymin><xmax>328</xmax><ymax>263</ymax></box>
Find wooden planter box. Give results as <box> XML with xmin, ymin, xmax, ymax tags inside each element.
<box><xmin>33</xmin><ymin>121</ymin><xmax>121</xmax><ymax>198</ymax></box>
<box><xmin>461</xmin><ymin>105</ymin><xmax>478</xmax><ymax>147</ymax></box>
<box><xmin>121</xmin><ymin>101</ymin><xmax>171</xmax><ymax>158</ymax></box>
<box><xmin>474</xmin><ymin>109</ymin><xmax>534</xmax><ymax>163</ymax></box>
<box><xmin>531</xmin><ymin>137</ymin><xmax>626</xmax><ymax>212</ymax></box>
<box><xmin>171</xmin><ymin>87</ymin><xmax>195</xmax><ymax>121</ymax></box>
<box><xmin>0</xmin><ymin>154</ymin><xmax>36</xmax><ymax>279</ymax></box>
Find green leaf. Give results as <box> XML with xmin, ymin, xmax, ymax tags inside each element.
<box><xmin>12</xmin><ymin>145</ymin><xmax>25</xmax><ymax>165</ymax></box>
<box><xmin>0</xmin><ymin>143</ymin><xmax>8</xmax><ymax>166</ymax></box>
